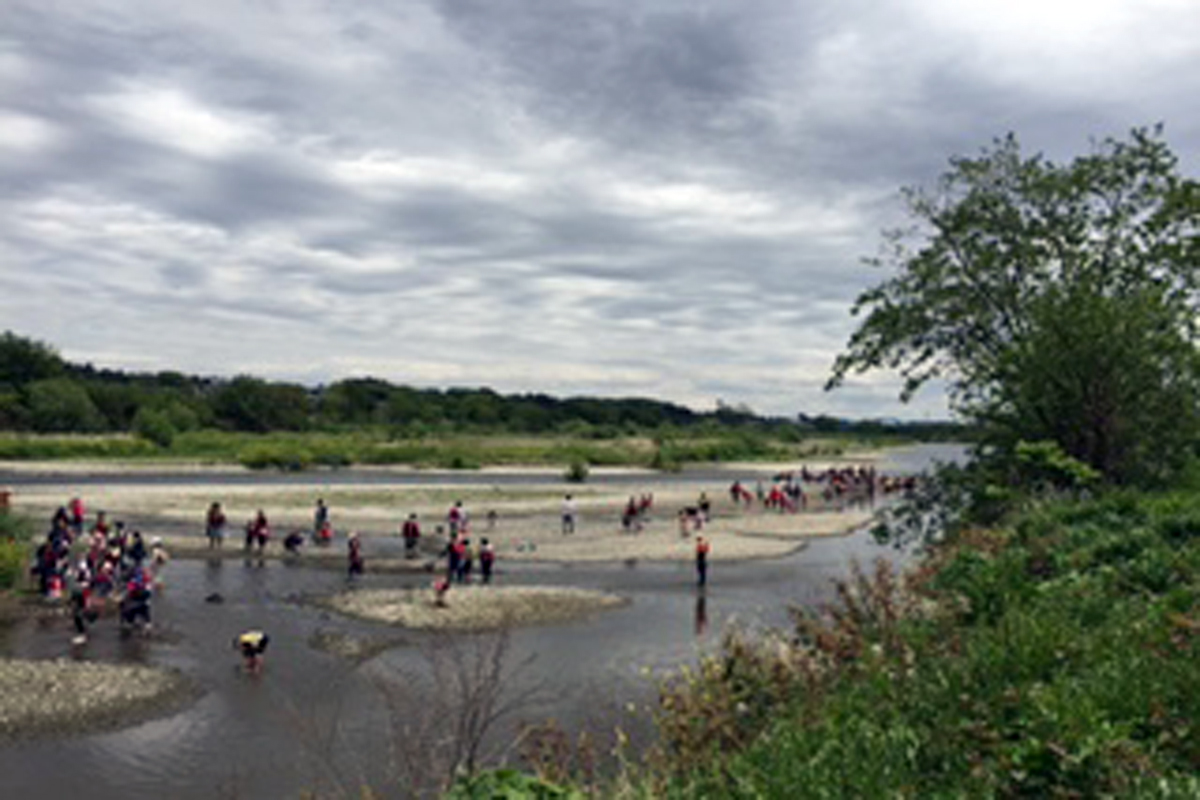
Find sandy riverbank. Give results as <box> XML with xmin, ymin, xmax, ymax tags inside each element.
<box><xmin>7</xmin><ymin>463</ymin><xmax>881</xmax><ymax>564</ymax></box>
<box><xmin>320</xmin><ymin>585</ymin><xmax>628</xmax><ymax>631</ymax></box>
<box><xmin>147</xmin><ymin>503</ymin><xmax>872</xmax><ymax>566</ymax></box>
<box><xmin>0</xmin><ymin>658</ymin><xmax>189</xmax><ymax>739</ymax></box>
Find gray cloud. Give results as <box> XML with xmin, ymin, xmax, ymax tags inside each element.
<box><xmin>2</xmin><ymin>0</ymin><xmax>1199</xmax><ymax>419</ymax></box>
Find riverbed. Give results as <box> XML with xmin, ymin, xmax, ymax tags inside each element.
<box><xmin>0</xmin><ymin>444</ymin><xmax>964</xmax><ymax>798</ymax></box>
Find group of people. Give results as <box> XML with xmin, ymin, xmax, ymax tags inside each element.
<box><xmin>33</xmin><ymin>500</ymin><xmax>168</xmax><ymax>643</ymax></box>
<box><xmin>203</xmin><ymin>499</ymin><xmax>374</xmax><ymax>578</ymax></box>
<box><xmin>726</xmin><ymin>465</ymin><xmax>914</xmax><ymax>515</ymax></box>
<box><xmin>443</xmin><ymin>532</ymin><xmax>497</xmax><ymax>585</ymax></box>
<box><xmin>620</xmin><ymin>494</ymin><xmax>655</xmax><ymax>532</ymax></box>
<box><xmin>729</xmin><ymin>477</ymin><xmax>807</xmax><ymax>511</ymax></box>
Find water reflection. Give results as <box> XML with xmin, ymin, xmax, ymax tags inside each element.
<box><xmin>693</xmin><ymin>594</ymin><xmax>708</xmax><ymax>637</ymax></box>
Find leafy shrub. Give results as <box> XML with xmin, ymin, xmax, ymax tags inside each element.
<box><xmin>439</xmin><ymin>452</ymin><xmax>482</xmax><ymax>470</ymax></box>
<box><xmin>1156</xmin><ymin>511</ymin><xmax>1200</xmax><ymax>545</ymax></box>
<box><xmin>1014</xmin><ymin>440</ymin><xmax>1102</xmax><ymax>492</ymax></box>
<box><xmin>563</xmin><ymin>459</ymin><xmax>589</xmax><ymax>483</ymax></box>
<box><xmin>313</xmin><ymin>451</ymin><xmax>354</xmax><ymax>469</ymax></box>
<box><xmin>0</xmin><ymin>540</ymin><xmax>26</xmax><ymax>590</ymax></box>
<box><xmin>649</xmin><ymin>447</ymin><xmax>682</xmax><ymax>473</ymax></box>
<box><xmin>238</xmin><ymin>444</ymin><xmax>314</xmax><ymax>471</ymax></box>
<box><xmin>0</xmin><ymin>509</ymin><xmax>33</xmax><ymax>542</ymax></box>
<box><xmin>0</xmin><ymin>510</ymin><xmax>33</xmax><ymax>590</ymax></box>
<box><xmin>447</xmin><ymin>768</ymin><xmax>582</xmax><ymax>799</ymax></box>
<box><xmin>132</xmin><ymin>407</ymin><xmax>176</xmax><ymax>448</ymax></box>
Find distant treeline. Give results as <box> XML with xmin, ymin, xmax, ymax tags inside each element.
<box><xmin>0</xmin><ymin>331</ymin><xmax>967</xmax><ymax>444</ymax></box>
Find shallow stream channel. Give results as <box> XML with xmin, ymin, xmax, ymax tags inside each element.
<box><xmin>0</xmin><ymin>444</ymin><xmax>963</xmax><ymax>798</ymax></box>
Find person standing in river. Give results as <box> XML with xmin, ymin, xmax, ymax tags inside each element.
<box><xmin>314</xmin><ymin>498</ymin><xmax>329</xmax><ymax>537</ymax></box>
<box><xmin>206</xmin><ymin>502</ymin><xmax>227</xmax><ymax>549</ymax></box>
<box><xmin>347</xmin><ymin>532</ymin><xmax>364</xmax><ymax>578</ymax></box>
<box><xmin>479</xmin><ymin>538</ymin><xmax>496</xmax><ymax>584</ymax></box>
<box><xmin>402</xmin><ymin>513</ymin><xmax>421</xmax><ymax>558</ymax></box>
<box><xmin>695</xmin><ymin>535</ymin><xmax>710</xmax><ymax>589</ymax></box>
<box><xmin>562</xmin><ymin>494</ymin><xmax>577</xmax><ymax>535</ymax></box>
<box><xmin>447</xmin><ymin>500</ymin><xmax>466</xmax><ymax>537</ymax></box>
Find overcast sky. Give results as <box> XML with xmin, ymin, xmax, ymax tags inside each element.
<box><xmin>2</xmin><ymin>0</ymin><xmax>1198</xmax><ymax>419</ymax></box>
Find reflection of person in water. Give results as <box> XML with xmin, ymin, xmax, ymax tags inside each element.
<box><xmin>694</xmin><ymin>594</ymin><xmax>708</xmax><ymax>637</ymax></box>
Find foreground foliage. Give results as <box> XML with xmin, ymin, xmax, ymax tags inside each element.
<box><xmin>641</xmin><ymin>489</ymin><xmax>1200</xmax><ymax>798</ymax></box>
<box><xmin>0</xmin><ymin>510</ymin><xmax>33</xmax><ymax>590</ymax></box>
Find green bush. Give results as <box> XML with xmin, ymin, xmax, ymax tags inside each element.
<box><xmin>0</xmin><ymin>510</ymin><xmax>33</xmax><ymax>590</ymax></box>
<box><xmin>0</xmin><ymin>509</ymin><xmax>33</xmax><ymax>542</ymax></box>
<box><xmin>238</xmin><ymin>444</ymin><xmax>314</xmax><ymax>471</ymax></box>
<box><xmin>447</xmin><ymin>769</ymin><xmax>582</xmax><ymax>799</ymax></box>
<box><xmin>0</xmin><ymin>540</ymin><xmax>26</xmax><ymax>590</ymax></box>
<box><xmin>563</xmin><ymin>459</ymin><xmax>589</xmax><ymax>483</ymax></box>
<box><xmin>441</xmin><ymin>453</ymin><xmax>482</xmax><ymax>470</ymax></box>
<box><xmin>132</xmin><ymin>407</ymin><xmax>176</xmax><ymax>448</ymax></box>
<box><xmin>649</xmin><ymin>446</ymin><xmax>682</xmax><ymax>473</ymax></box>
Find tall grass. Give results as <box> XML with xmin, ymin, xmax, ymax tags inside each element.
<box><xmin>0</xmin><ymin>430</ymin><xmax>875</xmax><ymax>470</ymax></box>
<box><xmin>0</xmin><ymin>433</ymin><xmax>159</xmax><ymax>460</ymax></box>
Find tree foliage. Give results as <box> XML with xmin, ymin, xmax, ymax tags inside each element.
<box><xmin>829</xmin><ymin>126</ymin><xmax>1200</xmax><ymax>484</ymax></box>
<box><xmin>0</xmin><ymin>330</ymin><xmax>63</xmax><ymax>387</ymax></box>
<box><xmin>27</xmin><ymin>378</ymin><xmax>106</xmax><ymax>433</ymax></box>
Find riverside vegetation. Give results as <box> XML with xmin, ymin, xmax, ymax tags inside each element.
<box><xmin>0</xmin><ymin>428</ymin><xmax>875</xmax><ymax>472</ymax></box>
<box><xmin>0</xmin><ymin>329</ymin><xmax>963</xmax><ymax>470</ymax></box>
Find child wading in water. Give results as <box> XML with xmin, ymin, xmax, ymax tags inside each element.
<box><xmin>235</xmin><ymin>630</ymin><xmax>270</xmax><ymax>673</ymax></box>
<box><xmin>480</xmin><ymin>538</ymin><xmax>496</xmax><ymax>584</ymax></box>
<box><xmin>402</xmin><ymin>513</ymin><xmax>421</xmax><ymax>558</ymax></box>
<box><xmin>348</xmin><ymin>532</ymin><xmax>364</xmax><ymax>578</ymax></box>
<box><xmin>695</xmin><ymin>535</ymin><xmax>710</xmax><ymax>588</ymax></box>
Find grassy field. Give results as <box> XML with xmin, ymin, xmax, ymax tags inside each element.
<box><xmin>0</xmin><ymin>430</ymin><xmax>890</xmax><ymax>470</ymax></box>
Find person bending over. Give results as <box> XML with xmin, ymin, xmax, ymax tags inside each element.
<box><xmin>235</xmin><ymin>630</ymin><xmax>270</xmax><ymax>673</ymax></box>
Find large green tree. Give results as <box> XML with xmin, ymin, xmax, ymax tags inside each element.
<box><xmin>828</xmin><ymin>127</ymin><xmax>1200</xmax><ymax>484</ymax></box>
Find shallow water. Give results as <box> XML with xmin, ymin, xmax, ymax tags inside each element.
<box><xmin>0</xmin><ymin>444</ymin><xmax>963</xmax><ymax>799</ymax></box>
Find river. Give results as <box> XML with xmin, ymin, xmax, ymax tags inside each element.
<box><xmin>0</xmin><ymin>444</ymin><xmax>966</xmax><ymax>798</ymax></box>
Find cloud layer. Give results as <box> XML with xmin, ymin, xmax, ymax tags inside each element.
<box><xmin>3</xmin><ymin>0</ymin><xmax>1199</xmax><ymax>418</ymax></box>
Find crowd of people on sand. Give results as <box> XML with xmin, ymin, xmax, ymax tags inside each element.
<box><xmin>725</xmin><ymin>466</ymin><xmax>920</xmax><ymax>516</ymax></box>
<box><xmin>31</xmin><ymin>498</ymin><xmax>168</xmax><ymax>645</ymax></box>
